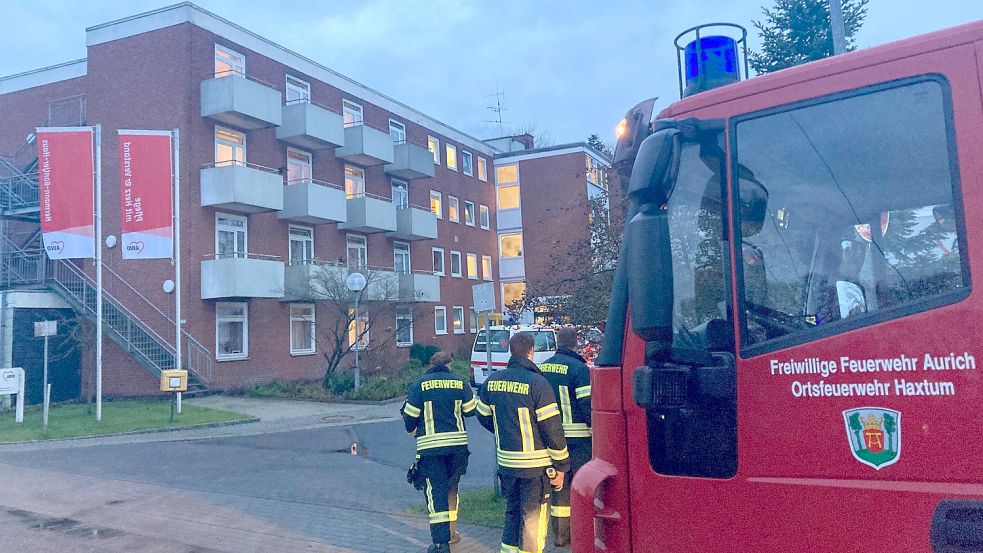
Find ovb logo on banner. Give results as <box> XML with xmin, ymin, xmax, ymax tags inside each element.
<box><xmin>118</xmin><ymin>131</ymin><xmax>174</xmax><ymax>260</ymax></box>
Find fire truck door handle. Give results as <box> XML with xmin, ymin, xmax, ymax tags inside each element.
<box><xmin>930</xmin><ymin>500</ymin><xmax>983</xmax><ymax>552</ymax></box>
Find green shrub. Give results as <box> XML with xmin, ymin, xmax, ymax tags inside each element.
<box><xmin>325</xmin><ymin>371</ymin><xmax>356</xmax><ymax>395</ymax></box>
<box><xmin>450</xmin><ymin>357</ymin><xmax>472</xmax><ymax>381</ymax></box>
<box><xmin>409</xmin><ymin>343</ymin><xmax>439</xmax><ymax>365</ymax></box>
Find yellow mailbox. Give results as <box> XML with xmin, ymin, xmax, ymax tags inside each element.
<box><xmin>160</xmin><ymin>369</ymin><xmax>188</xmax><ymax>392</ymax></box>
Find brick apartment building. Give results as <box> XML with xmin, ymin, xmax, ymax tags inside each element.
<box><xmin>0</xmin><ymin>3</ymin><xmax>609</xmax><ymax>398</ymax></box>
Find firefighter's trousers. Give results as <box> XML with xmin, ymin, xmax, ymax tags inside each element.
<box><xmin>499</xmin><ymin>472</ymin><xmax>551</xmax><ymax>553</ymax></box>
<box><xmin>550</xmin><ymin>438</ymin><xmax>591</xmax><ymax>519</ymax></box>
<box><xmin>418</xmin><ymin>451</ymin><xmax>469</xmax><ymax>545</ymax></box>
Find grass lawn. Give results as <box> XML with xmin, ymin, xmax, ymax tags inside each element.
<box><xmin>0</xmin><ymin>400</ymin><xmax>249</xmax><ymax>443</ymax></box>
<box><xmin>408</xmin><ymin>487</ymin><xmax>506</xmax><ymax>528</ymax></box>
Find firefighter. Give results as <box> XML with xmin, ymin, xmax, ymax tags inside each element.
<box><xmin>539</xmin><ymin>327</ymin><xmax>592</xmax><ymax>547</ymax></box>
<box><xmin>476</xmin><ymin>332</ymin><xmax>569</xmax><ymax>553</ymax></box>
<box><xmin>402</xmin><ymin>351</ymin><xmax>476</xmax><ymax>553</ymax></box>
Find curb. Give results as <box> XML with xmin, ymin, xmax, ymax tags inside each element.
<box><xmin>0</xmin><ymin>416</ymin><xmax>260</xmax><ymax>446</ymax></box>
<box><xmin>218</xmin><ymin>395</ymin><xmax>408</xmax><ymax>406</ymax></box>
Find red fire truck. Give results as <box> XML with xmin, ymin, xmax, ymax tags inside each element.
<box><xmin>572</xmin><ymin>20</ymin><xmax>983</xmax><ymax>552</ymax></box>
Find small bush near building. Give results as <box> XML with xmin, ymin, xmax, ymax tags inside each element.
<box><xmin>409</xmin><ymin>343</ymin><xmax>439</xmax><ymax>365</ymax></box>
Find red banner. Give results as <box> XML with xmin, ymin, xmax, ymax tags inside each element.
<box><xmin>37</xmin><ymin>128</ymin><xmax>95</xmax><ymax>259</ymax></box>
<box><xmin>118</xmin><ymin>131</ymin><xmax>173</xmax><ymax>260</ymax></box>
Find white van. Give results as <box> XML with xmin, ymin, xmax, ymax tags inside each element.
<box><xmin>470</xmin><ymin>325</ymin><xmax>557</xmax><ymax>387</ymax></box>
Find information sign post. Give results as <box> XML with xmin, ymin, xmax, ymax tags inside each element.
<box><xmin>34</xmin><ymin>321</ymin><xmax>57</xmax><ymax>434</ymax></box>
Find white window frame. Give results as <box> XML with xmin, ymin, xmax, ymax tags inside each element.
<box><xmin>502</xmin><ymin>281</ymin><xmax>526</xmax><ymax>308</ymax></box>
<box><xmin>434</xmin><ymin>306</ymin><xmax>448</xmax><ymax>335</ymax></box>
<box><xmin>216</xmin><ymin>302</ymin><xmax>248</xmax><ymax>361</ymax></box>
<box><xmin>452</xmin><ymin>306</ymin><xmax>465</xmax><ymax>334</ymax></box>
<box><xmin>214</xmin><ymin>44</ymin><xmax>244</xmax><ymax>77</ymax></box>
<box><xmin>448</xmin><ymin>196</ymin><xmax>460</xmax><ymax>223</ymax></box>
<box><xmin>469</xmin><ymin>307</ymin><xmax>478</xmax><ymax>333</ymax></box>
<box><xmin>347</xmin><ymin>233</ymin><xmax>368</xmax><ymax>271</ymax></box>
<box><xmin>466</xmin><ymin>253</ymin><xmax>478</xmax><ymax>280</ymax></box>
<box><xmin>497</xmin><ymin>184</ymin><xmax>521</xmax><ymax>211</ymax></box>
<box><xmin>285</xmin><ymin>74</ymin><xmax>311</xmax><ymax>103</ymax></box>
<box><xmin>477</xmin><ymin>157</ymin><xmax>488</xmax><ymax>181</ymax></box>
<box><xmin>343</xmin><ymin>99</ymin><xmax>363</xmax><ymax>127</ymax></box>
<box><xmin>389</xmin><ymin>119</ymin><xmax>406</xmax><ymax>143</ymax></box>
<box><xmin>432</xmin><ymin>247</ymin><xmax>445</xmax><ymax>276</ymax></box>
<box><xmin>345</xmin><ymin>165</ymin><xmax>365</xmax><ymax>198</ymax></box>
<box><xmin>496</xmin><ymin>163</ymin><xmax>519</xmax><ymax>185</ymax></box>
<box><xmin>430</xmin><ymin>190</ymin><xmax>443</xmax><ymax>219</ymax></box>
<box><xmin>500</xmin><ymin>232</ymin><xmax>524</xmax><ymax>259</ymax></box>
<box><xmin>461</xmin><ymin>151</ymin><xmax>473</xmax><ymax>176</ymax></box>
<box><xmin>286</xmin><ymin>148</ymin><xmax>312</xmax><ymax>184</ymax></box>
<box><xmin>288</xmin><ymin>224</ymin><xmax>314</xmax><ymax>266</ymax></box>
<box><xmin>446</xmin><ymin>143</ymin><xmax>458</xmax><ymax>171</ymax></box>
<box><xmin>481</xmin><ymin>255</ymin><xmax>493</xmax><ymax>281</ymax></box>
<box><xmin>450</xmin><ymin>251</ymin><xmax>462</xmax><ymax>278</ymax></box>
<box><xmin>215</xmin><ymin>212</ymin><xmax>247</xmax><ymax>259</ymax></box>
<box><xmin>479</xmin><ymin>204</ymin><xmax>490</xmax><ymax>230</ymax></box>
<box><xmin>464</xmin><ymin>201</ymin><xmax>475</xmax><ymax>226</ymax></box>
<box><xmin>391</xmin><ymin>178</ymin><xmax>409</xmax><ymax>208</ymax></box>
<box><xmin>396</xmin><ymin>309</ymin><xmax>414</xmax><ymax>347</ymax></box>
<box><xmin>428</xmin><ymin>135</ymin><xmax>440</xmax><ymax>165</ymax></box>
<box><xmin>289</xmin><ymin>303</ymin><xmax>316</xmax><ymax>355</ymax></box>
<box><xmin>214</xmin><ymin>126</ymin><xmax>245</xmax><ymax>166</ymax></box>
<box><xmin>394</xmin><ymin>241</ymin><xmax>411</xmax><ymax>275</ymax></box>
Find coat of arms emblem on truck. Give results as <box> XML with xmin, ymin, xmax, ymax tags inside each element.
<box><xmin>842</xmin><ymin>407</ymin><xmax>901</xmax><ymax>470</ymax></box>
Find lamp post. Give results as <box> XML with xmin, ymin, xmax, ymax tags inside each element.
<box><xmin>346</xmin><ymin>271</ymin><xmax>367</xmax><ymax>389</ymax></box>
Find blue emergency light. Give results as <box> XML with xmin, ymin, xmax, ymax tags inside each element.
<box><xmin>675</xmin><ymin>23</ymin><xmax>749</xmax><ymax>98</ymax></box>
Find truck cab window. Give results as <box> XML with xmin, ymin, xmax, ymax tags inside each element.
<box><xmin>734</xmin><ymin>78</ymin><xmax>967</xmax><ymax>352</ymax></box>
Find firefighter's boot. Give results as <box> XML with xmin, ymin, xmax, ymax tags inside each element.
<box><xmin>554</xmin><ymin>516</ymin><xmax>571</xmax><ymax>547</ymax></box>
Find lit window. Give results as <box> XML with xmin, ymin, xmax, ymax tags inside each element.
<box><xmin>462</xmin><ymin>151</ymin><xmax>473</xmax><ymax>176</ymax></box>
<box><xmin>586</xmin><ymin>155</ymin><xmax>606</xmax><ymax>188</ymax></box>
<box><xmin>450</xmin><ymin>251</ymin><xmax>462</xmax><ymax>277</ymax></box>
<box><xmin>432</xmin><ymin>247</ymin><xmax>445</xmax><ymax>276</ymax></box>
<box><xmin>285</xmin><ymin>75</ymin><xmax>310</xmax><ymax>104</ymax></box>
<box><xmin>290</xmin><ymin>304</ymin><xmax>315</xmax><ymax>355</ymax></box>
<box><xmin>481</xmin><ymin>255</ymin><xmax>493</xmax><ymax>281</ymax></box>
<box><xmin>216</xmin><ymin>213</ymin><xmax>246</xmax><ymax>259</ymax></box>
<box><xmin>446</xmin><ymin>143</ymin><xmax>458</xmax><ymax>171</ymax></box>
<box><xmin>498</xmin><ymin>184</ymin><xmax>520</xmax><ymax>210</ymax></box>
<box><xmin>394</xmin><ymin>242</ymin><xmax>411</xmax><ymax>274</ymax></box>
<box><xmin>434</xmin><ymin>306</ymin><xmax>447</xmax><ymax>335</ymax></box>
<box><xmin>500</xmin><ymin>233</ymin><xmax>523</xmax><ymax>258</ymax></box>
<box><xmin>345</xmin><ymin>165</ymin><xmax>365</xmax><ymax>198</ymax></box>
<box><xmin>348</xmin><ymin>308</ymin><xmax>369</xmax><ymax>350</ymax></box>
<box><xmin>503</xmin><ymin>282</ymin><xmax>526</xmax><ymax>306</ymax></box>
<box><xmin>288</xmin><ymin>225</ymin><xmax>314</xmax><ymax>266</ymax></box>
<box><xmin>464</xmin><ymin>201</ymin><xmax>475</xmax><ymax>226</ymax></box>
<box><xmin>466</xmin><ymin>253</ymin><xmax>478</xmax><ymax>280</ymax></box>
<box><xmin>286</xmin><ymin>148</ymin><xmax>312</xmax><ymax>184</ymax></box>
<box><xmin>479</xmin><ymin>205</ymin><xmax>490</xmax><ymax>229</ymax></box>
<box><xmin>448</xmin><ymin>196</ymin><xmax>460</xmax><ymax>223</ymax></box>
<box><xmin>216</xmin><ymin>302</ymin><xmax>247</xmax><ymax>360</ymax></box>
<box><xmin>396</xmin><ymin>309</ymin><xmax>413</xmax><ymax>347</ymax></box>
<box><xmin>214</xmin><ymin>127</ymin><xmax>245</xmax><ymax>166</ymax></box>
<box><xmin>389</xmin><ymin>120</ymin><xmax>406</xmax><ymax>143</ymax></box>
<box><xmin>214</xmin><ymin>45</ymin><xmax>244</xmax><ymax>77</ymax></box>
<box><xmin>496</xmin><ymin>164</ymin><xmax>518</xmax><ymax>184</ymax></box>
<box><xmin>430</xmin><ymin>190</ymin><xmax>442</xmax><ymax>219</ymax></box>
<box><xmin>343</xmin><ymin>100</ymin><xmax>363</xmax><ymax>127</ymax></box>
<box><xmin>477</xmin><ymin>158</ymin><xmax>488</xmax><ymax>181</ymax></box>
<box><xmin>452</xmin><ymin>306</ymin><xmax>465</xmax><ymax>334</ymax></box>
<box><xmin>428</xmin><ymin>136</ymin><xmax>440</xmax><ymax>165</ymax></box>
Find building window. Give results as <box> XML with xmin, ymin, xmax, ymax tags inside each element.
<box><xmin>500</xmin><ymin>233</ymin><xmax>523</xmax><ymax>258</ymax></box>
<box><xmin>286</xmin><ymin>148</ymin><xmax>312</xmax><ymax>184</ymax></box>
<box><xmin>389</xmin><ymin>119</ymin><xmax>406</xmax><ymax>143</ymax></box>
<box><xmin>450</xmin><ymin>251</ymin><xmax>462</xmax><ymax>277</ymax></box>
<box><xmin>348</xmin><ymin>308</ymin><xmax>369</xmax><ymax>350</ymax></box>
<box><xmin>479</xmin><ymin>204</ymin><xmax>490</xmax><ymax>229</ymax></box>
<box><xmin>434</xmin><ymin>306</ymin><xmax>447</xmax><ymax>335</ymax></box>
<box><xmin>290</xmin><ymin>304</ymin><xmax>315</xmax><ymax>355</ymax></box>
<box><xmin>464</xmin><ymin>201</ymin><xmax>475</xmax><ymax>226</ymax></box>
<box><xmin>285</xmin><ymin>75</ymin><xmax>310</xmax><ymax>104</ymax></box>
<box><xmin>288</xmin><ymin>225</ymin><xmax>314</xmax><ymax>266</ymax></box>
<box><xmin>452</xmin><ymin>306</ymin><xmax>465</xmax><ymax>334</ymax></box>
<box><xmin>466</xmin><ymin>253</ymin><xmax>478</xmax><ymax>280</ymax></box>
<box><xmin>503</xmin><ymin>282</ymin><xmax>526</xmax><ymax>307</ymax></box>
<box><xmin>216</xmin><ymin>302</ymin><xmax>247</xmax><ymax>360</ymax></box>
<box><xmin>214</xmin><ymin>44</ymin><xmax>244</xmax><ymax>77</ymax></box>
<box><xmin>446</xmin><ymin>143</ymin><xmax>458</xmax><ymax>171</ymax></box>
<box><xmin>347</xmin><ymin>234</ymin><xmax>367</xmax><ymax>271</ymax></box>
<box><xmin>481</xmin><ymin>255</ymin><xmax>493</xmax><ymax>281</ymax></box>
<box><xmin>428</xmin><ymin>136</ymin><xmax>440</xmax><ymax>165</ymax></box>
<box><xmin>215</xmin><ymin>213</ymin><xmax>246</xmax><ymax>259</ymax></box>
<box><xmin>469</xmin><ymin>307</ymin><xmax>478</xmax><ymax>333</ymax></box>
<box><xmin>462</xmin><ymin>151</ymin><xmax>473</xmax><ymax>176</ymax></box>
<box><xmin>496</xmin><ymin>163</ymin><xmax>518</xmax><ymax>184</ymax></box>
<box><xmin>214</xmin><ymin>127</ymin><xmax>245</xmax><ymax>166</ymax></box>
<box><xmin>394</xmin><ymin>241</ymin><xmax>411</xmax><ymax>274</ymax></box>
<box><xmin>432</xmin><ymin>247</ymin><xmax>445</xmax><ymax>276</ymax></box>
<box><xmin>498</xmin><ymin>184</ymin><xmax>520</xmax><ymax>210</ymax></box>
<box><xmin>343</xmin><ymin>99</ymin><xmax>363</xmax><ymax>127</ymax></box>
<box><xmin>448</xmin><ymin>196</ymin><xmax>460</xmax><ymax>223</ymax></box>
<box><xmin>396</xmin><ymin>309</ymin><xmax>413</xmax><ymax>347</ymax></box>
<box><xmin>392</xmin><ymin>179</ymin><xmax>408</xmax><ymax>208</ymax></box>
<box><xmin>345</xmin><ymin>165</ymin><xmax>365</xmax><ymax>198</ymax></box>
<box><xmin>586</xmin><ymin>155</ymin><xmax>606</xmax><ymax>188</ymax></box>
<box><xmin>430</xmin><ymin>190</ymin><xmax>442</xmax><ymax>219</ymax></box>
<box><xmin>477</xmin><ymin>158</ymin><xmax>488</xmax><ymax>181</ymax></box>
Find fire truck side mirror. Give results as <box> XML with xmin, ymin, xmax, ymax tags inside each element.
<box><xmin>627</xmin><ymin>128</ymin><xmax>681</xmax><ymax>206</ymax></box>
<box><xmin>627</xmin><ymin>202</ymin><xmax>673</xmax><ymax>345</ymax></box>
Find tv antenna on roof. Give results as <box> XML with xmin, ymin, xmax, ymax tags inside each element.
<box><xmin>483</xmin><ymin>91</ymin><xmax>510</xmax><ymax>130</ymax></box>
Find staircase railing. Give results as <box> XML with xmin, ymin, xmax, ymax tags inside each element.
<box><xmin>0</xmin><ymin>173</ymin><xmax>40</xmax><ymax>212</ymax></box>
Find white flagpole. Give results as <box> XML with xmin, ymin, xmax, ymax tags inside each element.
<box><xmin>173</xmin><ymin>128</ymin><xmax>182</xmax><ymax>414</ymax></box>
<box><xmin>94</xmin><ymin>124</ymin><xmax>103</xmax><ymax>422</ymax></box>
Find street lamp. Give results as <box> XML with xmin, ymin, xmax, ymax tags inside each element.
<box><xmin>346</xmin><ymin>271</ymin><xmax>367</xmax><ymax>389</ymax></box>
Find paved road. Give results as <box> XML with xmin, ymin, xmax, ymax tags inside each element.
<box><xmin>0</xmin><ymin>408</ymin><xmax>566</xmax><ymax>552</ymax></box>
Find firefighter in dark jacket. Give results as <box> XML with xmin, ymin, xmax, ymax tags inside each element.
<box><xmin>476</xmin><ymin>332</ymin><xmax>569</xmax><ymax>553</ymax></box>
<box><xmin>539</xmin><ymin>327</ymin><xmax>592</xmax><ymax>547</ymax></box>
<box><xmin>402</xmin><ymin>352</ymin><xmax>477</xmax><ymax>553</ymax></box>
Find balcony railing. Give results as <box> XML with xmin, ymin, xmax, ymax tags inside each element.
<box><xmin>201</xmin><ymin>71</ymin><xmax>282</xmax><ymax>129</ymax></box>
<box><xmin>385</xmin><ymin>139</ymin><xmax>435</xmax><ymax>180</ymax></box>
<box><xmin>276</xmin><ymin>99</ymin><xmax>345</xmax><ymax>150</ymax></box>
<box><xmin>336</xmin><ymin>121</ymin><xmax>395</xmax><ymax>166</ymax></box>
<box><xmin>338</xmin><ymin>191</ymin><xmax>397</xmax><ymax>233</ymax></box>
<box><xmin>200</xmin><ymin>253</ymin><xmax>285</xmax><ymax>299</ymax></box>
<box><xmin>386</xmin><ymin>203</ymin><xmax>437</xmax><ymax>241</ymax></box>
<box><xmin>200</xmin><ymin>161</ymin><xmax>283</xmax><ymax>213</ymax></box>
<box><xmin>278</xmin><ymin>178</ymin><xmax>347</xmax><ymax>224</ymax></box>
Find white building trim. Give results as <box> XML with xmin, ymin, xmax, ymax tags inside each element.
<box><xmin>493</xmin><ymin>145</ymin><xmax>611</xmax><ymax>167</ymax></box>
<box><xmin>0</xmin><ymin>59</ymin><xmax>87</xmax><ymax>95</ymax></box>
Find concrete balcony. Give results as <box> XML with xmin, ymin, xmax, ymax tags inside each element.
<box><xmin>399</xmin><ymin>271</ymin><xmax>440</xmax><ymax>302</ymax></box>
<box><xmin>200</xmin><ymin>162</ymin><xmax>284</xmax><ymax>213</ymax></box>
<box><xmin>385</xmin><ymin>141</ymin><xmax>435</xmax><ymax>180</ymax></box>
<box><xmin>335</xmin><ymin>123</ymin><xmax>395</xmax><ymax>166</ymax></box>
<box><xmin>275</xmin><ymin>101</ymin><xmax>345</xmax><ymax>150</ymax></box>
<box><xmin>277</xmin><ymin>180</ymin><xmax>347</xmax><ymax>224</ymax></box>
<box><xmin>201</xmin><ymin>254</ymin><xmax>285</xmax><ymax>299</ymax></box>
<box><xmin>338</xmin><ymin>194</ymin><xmax>397</xmax><ymax>233</ymax></box>
<box><xmin>200</xmin><ymin>74</ymin><xmax>282</xmax><ymax>130</ymax></box>
<box><xmin>386</xmin><ymin>205</ymin><xmax>437</xmax><ymax>241</ymax></box>
<box><xmin>283</xmin><ymin>262</ymin><xmax>405</xmax><ymax>302</ymax></box>
<box><xmin>499</xmin><ymin>256</ymin><xmax>526</xmax><ymax>280</ymax></box>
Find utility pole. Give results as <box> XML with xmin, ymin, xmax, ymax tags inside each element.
<box><xmin>830</xmin><ymin>0</ymin><xmax>847</xmax><ymax>55</ymax></box>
